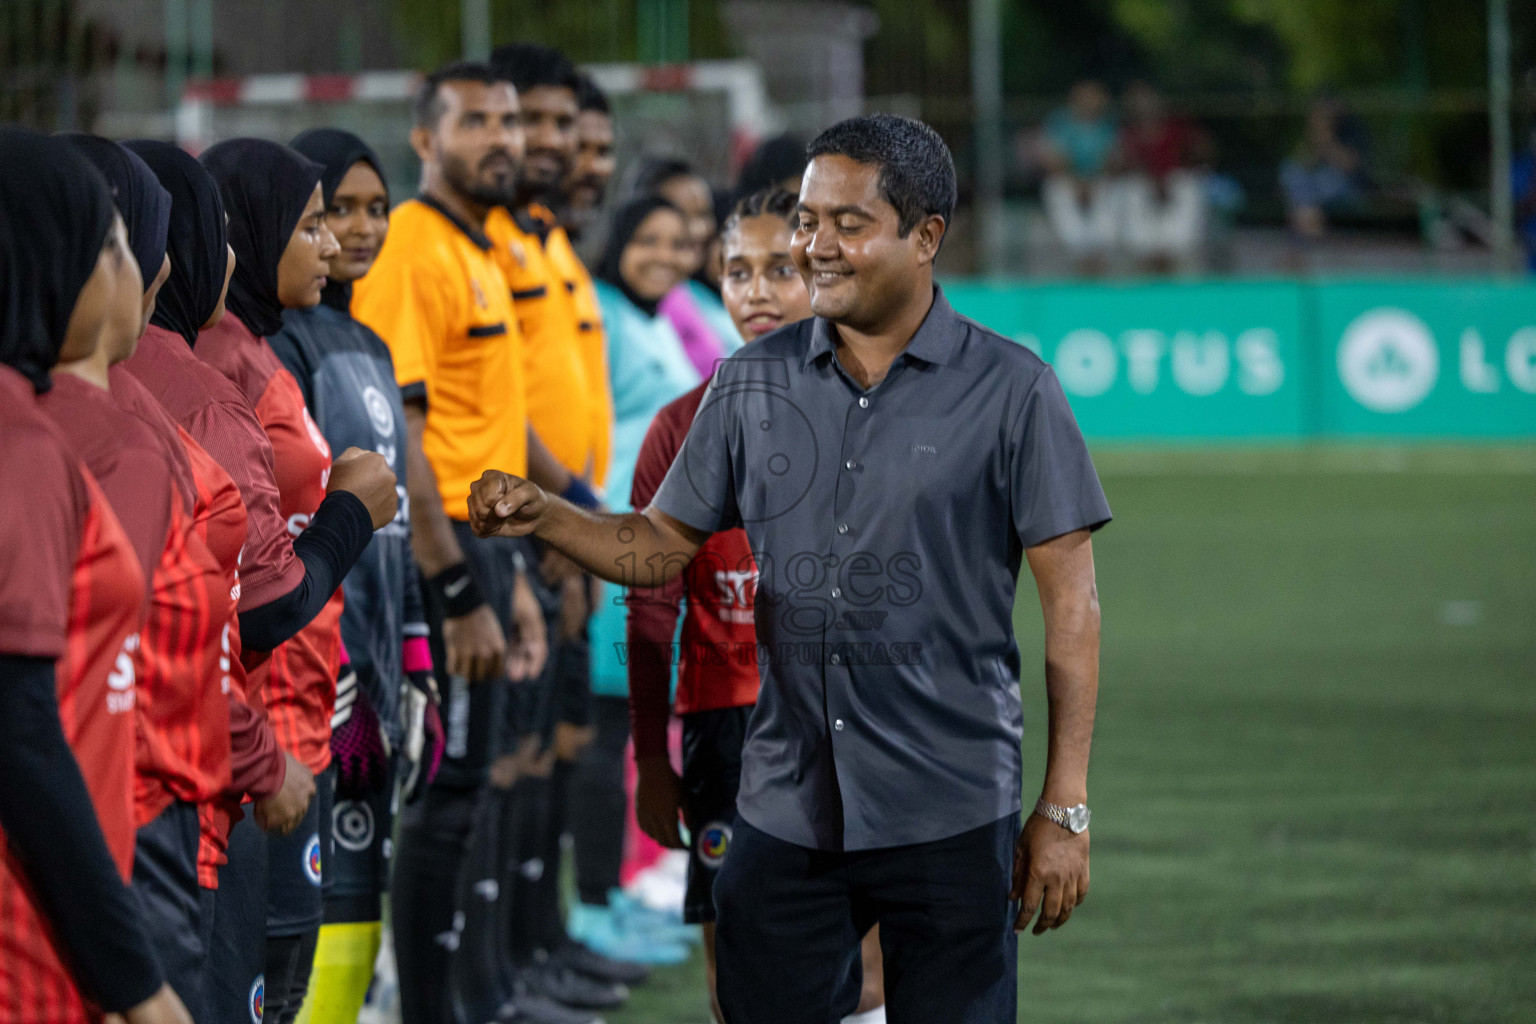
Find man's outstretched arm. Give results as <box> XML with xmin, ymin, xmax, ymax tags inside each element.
<box><xmin>468</xmin><ymin>469</ymin><xmax>708</xmax><ymax>588</ymax></box>
<box><xmin>1013</xmin><ymin>527</ymin><xmax>1100</xmax><ymax>936</ymax></box>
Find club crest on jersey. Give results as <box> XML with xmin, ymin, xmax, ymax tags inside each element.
<box><xmin>471</xmin><ymin>279</ymin><xmax>488</xmax><ymax>309</ymax></box>
<box><xmin>333</xmin><ymin>800</ymin><xmax>375</xmax><ymax>852</ymax></box>
<box><xmin>362</xmin><ymin>385</ymin><xmax>395</xmax><ymax>439</ymax></box>
<box><xmin>248</xmin><ymin>975</ymin><xmax>264</xmax><ymax>1024</ymax></box>
<box><xmin>508</xmin><ymin>239</ymin><xmax>528</xmax><ymax>268</ymax></box>
<box><xmin>698</xmin><ymin>822</ymin><xmax>732</xmax><ymax>868</ymax></box>
<box><xmin>302</xmin><ymin>833</ymin><xmax>322</xmax><ymax>886</ymax></box>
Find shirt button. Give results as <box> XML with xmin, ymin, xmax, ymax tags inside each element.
<box><xmin>858</xmin><ymin>396</ymin><xmax>869</xmax><ymax>409</ymax></box>
<box><xmin>837</xmin><ymin>523</ymin><xmax>849</xmax><ymax>535</ymax></box>
<box><xmin>834</xmin><ymin>719</ymin><xmax>846</xmax><ymax>731</ymax></box>
<box><xmin>829</xmin><ymin>653</ymin><xmax>841</xmax><ymax>665</ymax></box>
<box><xmin>830</xmin><ymin>587</ymin><xmax>842</xmax><ymax>599</ymax></box>
<box><xmin>845</xmin><ymin>459</ymin><xmax>856</xmax><ymax>470</ymax></box>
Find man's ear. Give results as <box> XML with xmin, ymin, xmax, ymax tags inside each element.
<box><xmin>409</xmin><ymin>125</ymin><xmax>434</xmax><ymax>166</ymax></box>
<box><xmin>914</xmin><ymin>214</ymin><xmax>947</xmax><ymax>266</ymax></box>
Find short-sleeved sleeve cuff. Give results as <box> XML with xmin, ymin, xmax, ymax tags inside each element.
<box><xmin>1012</xmin><ymin>368</ymin><xmax>1113</xmax><ymax>549</ymax></box>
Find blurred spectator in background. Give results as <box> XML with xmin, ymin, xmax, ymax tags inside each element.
<box><xmin>636</xmin><ymin>159</ymin><xmax>738</xmax><ymax>372</ymax></box>
<box><xmin>1512</xmin><ymin>124</ymin><xmax>1536</xmax><ymax>273</ymax></box>
<box><xmin>1119</xmin><ymin>82</ymin><xmax>1211</xmax><ymax>274</ymax></box>
<box><xmin>1040</xmin><ymin>79</ymin><xmax>1123</xmax><ymax>274</ymax></box>
<box><xmin>736</xmin><ymin>134</ymin><xmax>807</xmax><ymax>198</ymax></box>
<box><xmin>562</xmin><ymin>74</ymin><xmax>616</xmax><ymax>241</ymax></box>
<box><xmin>1280</xmin><ymin>94</ymin><xmax>1370</xmax><ymax>239</ymax></box>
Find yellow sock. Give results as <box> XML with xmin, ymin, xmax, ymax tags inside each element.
<box><xmin>294</xmin><ymin>921</ymin><xmax>383</xmax><ymax>1024</ymax></box>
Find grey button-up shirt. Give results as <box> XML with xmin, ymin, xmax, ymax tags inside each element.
<box><xmin>651</xmin><ymin>287</ymin><xmax>1111</xmax><ymax>851</ymax></box>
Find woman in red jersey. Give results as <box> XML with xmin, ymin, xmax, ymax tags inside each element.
<box><xmin>199</xmin><ymin>138</ymin><xmax>399</xmax><ymax>1024</ymax></box>
<box><xmin>628</xmin><ymin>189</ymin><xmax>886</xmax><ymax>1024</ymax></box>
<box><xmin>0</xmin><ymin>127</ymin><xmax>191</xmax><ymax>1024</ymax></box>
<box><xmin>50</xmin><ymin>134</ymin><xmax>239</xmax><ymax>1024</ymax></box>
<box><xmin>121</xmin><ymin>139</ymin><xmax>393</xmax><ymax>1024</ymax></box>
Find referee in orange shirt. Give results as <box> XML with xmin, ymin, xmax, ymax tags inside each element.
<box><xmin>351</xmin><ymin>61</ymin><xmax>603</xmax><ymax>1024</ymax></box>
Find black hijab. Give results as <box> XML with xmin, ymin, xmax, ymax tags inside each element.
<box><xmin>597</xmin><ymin>196</ymin><xmax>683</xmax><ymax>318</ymax></box>
<box><xmin>58</xmin><ymin>133</ymin><xmax>171</xmax><ymax>294</ymax></box>
<box><xmin>0</xmin><ymin>127</ymin><xmax>116</xmax><ymax>392</ymax></box>
<box><xmin>289</xmin><ymin>127</ymin><xmax>388</xmax><ymax>312</ymax></box>
<box><xmin>126</xmin><ymin>139</ymin><xmax>229</xmax><ymax>347</ymax></box>
<box><xmin>200</xmin><ymin>139</ymin><xmax>324</xmax><ymax>338</ymax></box>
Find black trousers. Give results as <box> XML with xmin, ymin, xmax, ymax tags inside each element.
<box><xmin>714</xmin><ymin>813</ymin><xmax>1020</xmax><ymax>1024</ymax></box>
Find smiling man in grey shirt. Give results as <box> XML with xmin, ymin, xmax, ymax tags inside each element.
<box><xmin>468</xmin><ymin>114</ymin><xmax>1110</xmax><ymax>1023</ymax></box>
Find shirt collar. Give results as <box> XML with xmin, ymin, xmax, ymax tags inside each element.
<box><xmin>417</xmin><ymin>193</ymin><xmax>493</xmax><ymax>251</ymax></box>
<box><xmin>801</xmin><ymin>285</ymin><xmax>960</xmax><ymax>370</ymax></box>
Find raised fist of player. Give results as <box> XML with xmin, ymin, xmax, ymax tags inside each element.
<box><xmin>328</xmin><ymin>446</ymin><xmax>398</xmax><ymax>529</ymax></box>
<box><xmin>468</xmin><ymin>470</ymin><xmax>545</xmax><ymax>539</ymax></box>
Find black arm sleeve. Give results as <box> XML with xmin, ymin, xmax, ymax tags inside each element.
<box><xmin>0</xmin><ymin>655</ymin><xmax>164</xmax><ymax>1011</ymax></box>
<box><xmin>239</xmin><ymin>490</ymin><xmax>374</xmax><ymax>652</ymax></box>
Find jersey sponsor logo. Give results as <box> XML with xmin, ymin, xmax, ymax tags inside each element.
<box><xmin>333</xmin><ymin>800</ymin><xmax>375</xmax><ymax>852</ymax></box>
<box><xmin>363</xmin><ymin>385</ymin><xmax>396</xmax><ymax>440</ymax></box>
<box><xmin>698</xmin><ymin>822</ymin><xmax>731</xmax><ymax>868</ymax></box>
<box><xmin>248</xmin><ymin>975</ymin><xmax>264</xmax><ymax>1024</ymax></box>
<box><xmin>1338</xmin><ymin>308</ymin><xmax>1440</xmax><ymax>413</ymax></box>
<box><xmin>286</xmin><ymin>512</ymin><xmax>310</xmax><ymax>537</ymax></box>
<box><xmin>713</xmin><ymin>569</ymin><xmax>757</xmax><ymax>610</ymax></box>
<box><xmin>472</xmin><ymin>878</ymin><xmax>499</xmax><ymax>902</ymax></box>
<box><xmin>106</xmin><ymin>633</ymin><xmax>139</xmax><ymax>714</ymax></box>
<box><xmin>302</xmin><ymin>832</ymin><xmax>322</xmax><ymax>886</ymax></box>
<box><xmin>302</xmin><ymin>406</ymin><xmax>331</xmax><ymax>458</ymax></box>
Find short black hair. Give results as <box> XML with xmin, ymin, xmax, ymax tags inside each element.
<box><xmin>489</xmin><ymin>43</ymin><xmax>579</xmax><ymax>95</ymax></box>
<box><xmin>805</xmin><ymin>114</ymin><xmax>956</xmax><ymax>236</ymax></box>
<box><xmin>574</xmin><ymin>73</ymin><xmax>610</xmax><ymax>115</ymax></box>
<box><xmin>737</xmin><ymin>134</ymin><xmax>806</xmax><ymax>198</ymax></box>
<box><xmin>634</xmin><ymin>156</ymin><xmax>697</xmax><ymax>196</ymax></box>
<box><xmin>724</xmin><ymin>186</ymin><xmax>798</xmax><ymax>237</ymax></box>
<box><xmin>414</xmin><ymin>60</ymin><xmax>500</xmax><ymax>129</ymax></box>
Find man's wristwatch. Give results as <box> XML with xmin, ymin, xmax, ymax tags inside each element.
<box><xmin>1034</xmin><ymin>799</ymin><xmax>1091</xmax><ymax>834</ymax></box>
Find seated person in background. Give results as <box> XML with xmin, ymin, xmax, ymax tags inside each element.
<box><xmin>1512</xmin><ymin>124</ymin><xmax>1536</xmax><ymax>273</ymax></box>
<box><xmin>1119</xmin><ymin>82</ymin><xmax>1211</xmax><ymax>274</ymax></box>
<box><xmin>1279</xmin><ymin>94</ymin><xmax>1370</xmax><ymax>239</ymax></box>
<box><xmin>1040</xmin><ymin>79</ymin><xmax>1123</xmax><ymax>272</ymax></box>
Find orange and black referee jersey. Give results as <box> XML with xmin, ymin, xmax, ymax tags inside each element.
<box><xmin>538</xmin><ymin>212</ymin><xmax>613</xmax><ymax>489</ymax></box>
<box><xmin>353</xmin><ymin>196</ymin><xmax>529</xmax><ymax>517</ymax></box>
<box><xmin>486</xmin><ymin>205</ymin><xmax>594</xmax><ymax>480</ymax></box>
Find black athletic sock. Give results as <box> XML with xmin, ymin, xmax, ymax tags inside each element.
<box><xmin>535</xmin><ymin>760</ymin><xmax>576</xmax><ymax>950</ymax></box>
<box><xmin>451</xmin><ymin>784</ymin><xmax>512</xmax><ymax>1022</ymax></box>
<box><xmin>510</xmin><ymin>775</ymin><xmax>551</xmax><ymax>964</ymax></box>
<box><xmin>262</xmin><ymin>928</ymin><xmax>319</xmax><ymax>1024</ymax></box>
<box><xmin>571</xmin><ymin>696</ymin><xmax>630</xmax><ymax>906</ymax></box>
<box><xmin>394</xmin><ymin>785</ymin><xmax>474</xmax><ymax>1024</ymax></box>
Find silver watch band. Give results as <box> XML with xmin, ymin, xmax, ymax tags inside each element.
<box><xmin>1034</xmin><ymin>799</ymin><xmax>1072</xmax><ymax>829</ymax></box>
<box><xmin>1034</xmin><ymin>798</ymin><xmax>1089</xmax><ymax>833</ymax></box>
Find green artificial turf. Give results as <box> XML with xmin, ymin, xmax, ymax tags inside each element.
<box><xmin>610</xmin><ymin>449</ymin><xmax>1536</xmax><ymax>1024</ymax></box>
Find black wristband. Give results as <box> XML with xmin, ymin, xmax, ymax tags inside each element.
<box><xmin>430</xmin><ymin>563</ymin><xmax>487</xmax><ymax>618</ymax></box>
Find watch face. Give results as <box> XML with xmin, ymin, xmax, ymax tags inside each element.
<box><xmin>1068</xmin><ymin>805</ymin><xmax>1091</xmax><ymax>833</ymax></box>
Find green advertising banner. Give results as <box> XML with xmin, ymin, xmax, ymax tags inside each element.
<box><xmin>945</xmin><ymin>281</ymin><xmax>1307</xmax><ymax>439</ymax></box>
<box><xmin>1312</xmin><ymin>281</ymin><xmax>1536</xmax><ymax>438</ymax></box>
<box><xmin>944</xmin><ymin>278</ymin><xmax>1536</xmax><ymax>440</ymax></box>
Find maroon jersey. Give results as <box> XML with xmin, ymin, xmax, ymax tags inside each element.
<box><xmin>198</xmin><ymin>313</ymin><xmax>339</xmax><ymax>773</ymax></box>
<box><xmin>108</xmin><ymin>367</ymin><xmax>234</xmax><ymax>825</ymax></box>
<box><xmin>121</xmin><ymin>324</ymin><xmax>303</xmax><ymax>613</ymax></box>
<box><xmin>627</xmin><ymin>380</ymin><xmax>760</xmax><ymax>760</ymax></box>
<box><xmin>0</xmin><ymin>366</ymin><xmax>146</xmax><ymax>1021</ymax></box>
<box><xmin>118</xmin><ymin>324</ymin><xmax>289</xmax><ymax>885</ymax></box>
